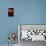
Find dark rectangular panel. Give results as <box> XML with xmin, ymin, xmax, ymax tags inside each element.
<box><xmin>8</xmin><ymin>8</ymin><xmax>14</xmax><ymax>17</ymax></box>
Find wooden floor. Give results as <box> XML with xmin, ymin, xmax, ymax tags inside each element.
<box><xmin>0</xmin><ymin>40</ymin><xmax>46</xmax><ymax>46</ymax></box>
<box><xmin>19</xmin><ymin>39</ymin><xmax>46</xmax><ymax>46</ymax></box>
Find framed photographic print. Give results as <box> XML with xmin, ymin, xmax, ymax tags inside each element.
<box><xmin>8</xmin><ymin>8</ymin><xmax>14</xmax><ymax>17</ymax></box>
<box><xmin>18</xmin><ymin>24</ymin><xmax>46</xmax><ymax>41</ymax></box>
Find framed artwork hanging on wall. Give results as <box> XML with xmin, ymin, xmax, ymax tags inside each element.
<box><xmin>8</xmin><ymin>8</ymin><xmax>14</xmax><ymax>17</ymax></box>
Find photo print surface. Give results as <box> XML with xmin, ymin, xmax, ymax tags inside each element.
<box><xmin>8</xmin><ymin>8</ymin><xmax>14</xmax><ymax>17</ymax></box>
<box><xmin>18</xmin><ymin>24</ymin><xmax>46</xmax><ymax>41</ymax></box>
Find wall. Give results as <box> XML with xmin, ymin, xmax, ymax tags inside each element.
<box><xmin>0</xmin><ymin>0</ymin><xmax>46</xmax><ymax>44</ymax></box>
